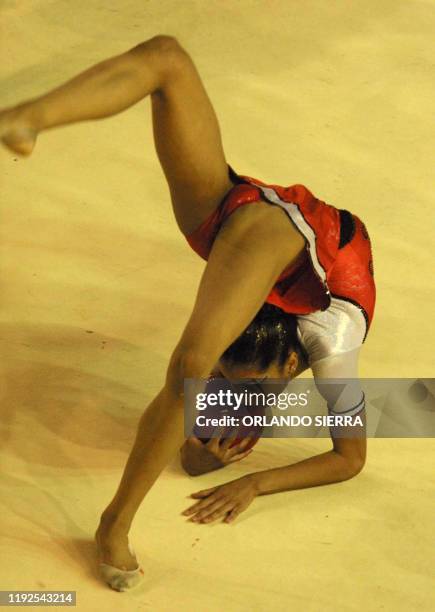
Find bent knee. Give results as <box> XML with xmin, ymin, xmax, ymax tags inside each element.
<box><xmin>149</xmin><ymin>34</ymin><xmax>183</xmax><ymax>53</ymax></box>
<box><xmin>130</xmin><ymin>35</ymin><xmax>190</xmax><ymax>78</ymax></box>
<box><xmin>166</xmin><ymin>347</ymin><xmax>212</xmax><ymax>398</ymax></box>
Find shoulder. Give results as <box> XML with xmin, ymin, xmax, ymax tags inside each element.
<box><xmin>297</xmin><ymin>297</ymin><xmax>367</xmax><ymax>366</ymax></box>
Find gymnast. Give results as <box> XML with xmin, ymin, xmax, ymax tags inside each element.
<box><xmin>0</xmin><ymin>35</ymin><xmax>376</xmax><ymax>591</ymax></box>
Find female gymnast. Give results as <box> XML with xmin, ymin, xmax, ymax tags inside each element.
<box><xmin>0</xmin><ymin>35</ymin><xmax>376</xmax><ymax>591</ymax></box>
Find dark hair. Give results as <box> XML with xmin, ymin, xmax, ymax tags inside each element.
<box><xmin>221</xmin><ymin>303</ymin><xmax>301</xmax><ymax>371</ymax></box>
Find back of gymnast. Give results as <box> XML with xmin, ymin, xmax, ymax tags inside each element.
<box><xmin>0</xmin><ymin>35</ymin><xmax>376</xmax><ymax>591</ymax></box>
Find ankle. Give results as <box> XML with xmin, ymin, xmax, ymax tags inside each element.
<box><xmin>13</xmin><ymin>99</ymin><xmax>45</xmax><ymax>132</ymax></box>
<box><xmin>99</xmin><ymin>509</ymin><xmax>131</xmax><ymax>535</ymax></box>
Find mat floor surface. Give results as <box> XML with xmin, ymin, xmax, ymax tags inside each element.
<box><xmin>1</xmin><ymin>1</ymin><xmax>434</xmax><ymax>611</ymax></box>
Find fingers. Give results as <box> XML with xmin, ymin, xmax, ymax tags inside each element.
<box><xmin>182</xmin><ymin>481</ymin><xmax>253</xmax><ymax>524</ymax></box>
<box><xmin>183</xmin><ymin>491</ymin><xmax>220</xmax><ymax>516</ymax></box>
<box><xmin>195</xmin><ymin>502</ymin><xmax>235</xmax><ymax>524</ymax></box>
<box><xmin>189</xmin><ymin>486</ymin><xmax>218</xmax><ymax>499</ymax></box>
<box><xmin>189</xmin><ymin>498</ymin><xmax>234</xmax><ymax>523</ymax></box>
<box><xmin>224</xmin><ymin>507</ymin><xmax>242</xmax><ymax>523</ymax></box>
<box><xmin>205</xmin><ymin>426</ymin><xmax>225</xmax><ymax>450</ymax></box>
<box><xmin>227</xmin><ymin>449</ymin><xmax>253</xmax><ymax>463</ymax></box>
<box><xmin>219</xmin><ymin>430</ymin><xmax>239</xmax><ymax>451</ymax></box>
<box><xmin>186</xmin><ymin>496</ymin><xmax>244</xmax><ymax>524</ymax></box>
<box><xmin>207</xmin><ymin>432</ymin><xmax>255</xmax><ymax>456</ymax></box>
<box><xmin>182</xmin><ymin>487</ymin><xmax>219</xmax><ymax>516</ymax></box>
<box><xmin>229</xmin><ymin>436</ymin><xmax>255</xmax><ymax>454</ymax></box>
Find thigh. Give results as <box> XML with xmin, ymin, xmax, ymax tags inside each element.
<box><xmin>173</xmin><ymin>204</ymin><xmax>306</xmax><ymax>367</ymax></box>
<box><xmin>151</xmin><ymin>43</ymin><xmax>234</xmax><ymax>235</ymax></box>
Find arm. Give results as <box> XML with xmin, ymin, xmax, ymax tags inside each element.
<box><xmin>252</xmin><ymin>348</ymin><xmax>367</xmax><ymax>492</ymax></box>
<box><xmin>249</xmin><ymin>429</ymin><xmax>366</xmax><ymax>495</ymax></box>
<box><xmin>183</xmin><ymin>426</ymin><xmax>366</xmax><ymax>523</ymax></box>
<box><xmin>183</xmin><ymin>349</ymin><xmax>366</xmax><ymax>523</ymax></box>
<box><xmin>183</xmin><ymin>430</ymin><xmax>366</xmax><ymax>524</ymax></box>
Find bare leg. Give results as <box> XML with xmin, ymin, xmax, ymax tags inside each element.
<box><xmin>0</xmin><ymin>35</ymin><xmax>233</xmax><ymax>234</ymax></box>
<box><xmin>97</xmin><ymin>386</ymin><xmax>189</xmax><ymax>574</ymax></box>
<box><xmin>1</xmin><ymin>35</ymin><xmax>237</xmax><ymax>580</ymax></box>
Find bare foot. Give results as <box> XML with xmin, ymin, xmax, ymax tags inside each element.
<box><xmin>0</xmin><ymin>104</ymin><xmax>39</xmax><ymax>156</ymax></box>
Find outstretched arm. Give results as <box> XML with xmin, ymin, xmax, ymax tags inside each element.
<box><xmin>246</xmin><ymin>427</ymin><xmax>366</xmax><ymax>495</ymax></box>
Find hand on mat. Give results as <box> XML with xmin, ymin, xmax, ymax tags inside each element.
<box><xmin>183</xmin><ymin>475</ymin><xmax>258</xmax><ymax>524</ymax></box>
<box><xmin>181</xmin><ymin>432</ymin><xmax>255</xmax><ymax>474</ymax></box>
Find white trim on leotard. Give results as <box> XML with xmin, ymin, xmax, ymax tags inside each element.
<box><xmin>246</xmin><ymin>182</ymin><xmax>328</xmax><ymax>290</ymax></box>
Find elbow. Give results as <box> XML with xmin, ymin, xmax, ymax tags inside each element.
<box><xmin>343</xmin><ymin>456</ymin><xmax>366</xmax><ymax>480</ymax></box>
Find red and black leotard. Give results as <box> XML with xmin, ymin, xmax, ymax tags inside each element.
<box><xmin>186</xmin><ymin>166</ymin><xmax>377</xmax><ymax>418</ymax></box>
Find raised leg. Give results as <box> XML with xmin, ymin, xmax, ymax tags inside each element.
<box><xmin>0</xmin><ymin>35</ymin><xmax>233</xmax><ymax>234</ymax></box>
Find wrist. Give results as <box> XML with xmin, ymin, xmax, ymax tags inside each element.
<box><xmin>245</xmin><ymin>472</ymin><xmax>262</xmax><ymax>495</ymax></box>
